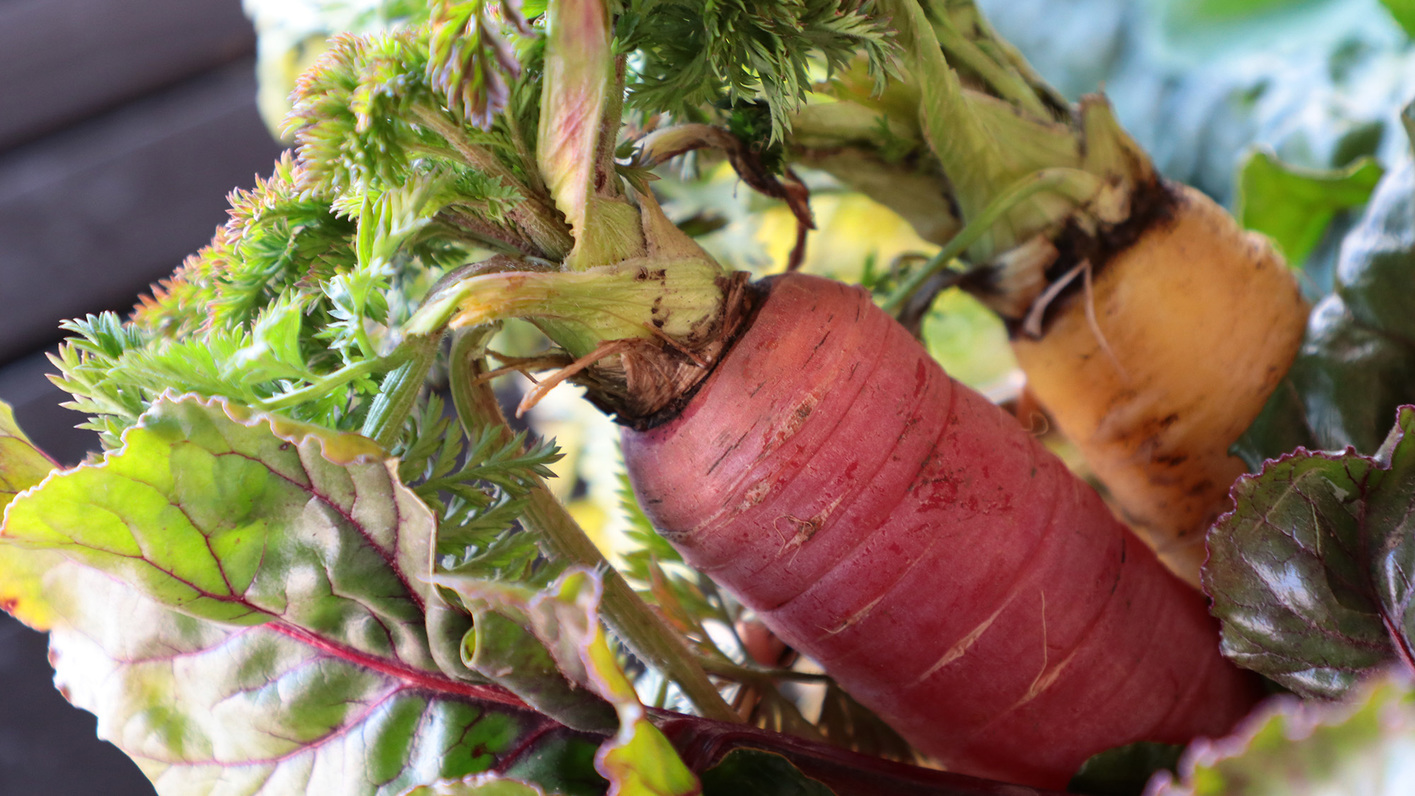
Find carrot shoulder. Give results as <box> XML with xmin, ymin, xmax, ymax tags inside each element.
<box><xmin>1013</xmin><ymin>183</ymin><xmax>1308</xmax><ymax>584</ymax></box>
<box><xmin>623</xmin><ymin>272</ymin><xmax>1261</xmax><ymax>789</ymax></box>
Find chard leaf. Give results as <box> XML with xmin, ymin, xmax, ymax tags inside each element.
<box><xmin>1236</xmin><ymin>150</ymin><xmax>1383</xmax><ymax>267</ymax></box>
<box><xmin>0</xmin><ymin>401</ymin><xmax>62</xmax><ymax>630</ymax></box>
<box><xmin>1149</xmin><ymin>672</ymin><xmax>1415</xmax><ymax>795</ymax></box>
<box><xmin>1233</xmin><ymin>155</ymin><xmax>1415</xmax><ymax>469</ymax></box>
<box><xmin>437</xmin><ymin>569</ymin><xmax>701</xmax><ymax>796</ymax></box>
<box><xmin>459</xmin><ymin>594</ymin><xmax>618</xmax><ymax>733</ymax></box>
<box><xmin>1207</xmin><ymin>405</ymin><xmax>1415</xmax><ymax>698</ymax></box>
<box><xmin>2</xmin><ymin>395</ymin><xmax>611</xmax><ymax>794</ymax></box>
<box><xmin>41</xmin><ymin>559</ymin><xmax>606</xmax><ymax>795</ymax></box>
<box><xmin>2</xmin><ymin>393</ymin><xmax>436</xmax><ymax>668</ymax></box>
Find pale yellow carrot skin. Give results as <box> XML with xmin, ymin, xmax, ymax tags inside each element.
<box><xmin>1012</xmin><ymin>182</ymin><xmax>1308</xmax><ymax>586</ymax></box>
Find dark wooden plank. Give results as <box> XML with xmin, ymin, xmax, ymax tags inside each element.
<box><xmin>0</xmin><ymin>57</ymin><xmax>288</xmax><ymax>366</ymax></box>
<box><xmin>0</xmin><ymin>0</ymin><xmax>255</xmax><ymax>151</ymax></box>
<box><xmin>0</xmin><ymin>349</ymin><xmax>97</xmax><ymax>467</ymax></box>
<box><xmin>0</xmin><ymin>614</ymin><xmax>157</xmax><ymax>796</ymax></box>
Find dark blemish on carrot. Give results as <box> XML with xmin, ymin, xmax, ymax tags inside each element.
<box><xmin>792</xmin><ymin>401</ymin><xmax>814</xmax><ymax>425</ymax></box>
<box><xmin>707</xmin><ymin>431</ymin><xmax>749</xmax><ymax>475</ymax></box>
<box><xmin>706</xmin><ymin>448</ymin><xmax>733</xmax><ymax>476</ymax></box>
<box><xmin>1159</xmin><ymin>413</ymin><xmax>1180</xmax><ymax>429</ymax></box>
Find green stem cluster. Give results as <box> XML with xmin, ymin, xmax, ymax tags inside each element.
<box><xmin>447</xmin><ymin>332</ymin><xmax>739</xmax><ymax>723</ymax></box>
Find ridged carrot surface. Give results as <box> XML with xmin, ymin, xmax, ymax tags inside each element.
<box><xmin>623</xmin><ymin>272</ymin><xmax>1260</xmax><ymax>788</ymax></box>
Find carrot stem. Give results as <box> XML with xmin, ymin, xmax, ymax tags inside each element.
<box><xmin>447</xmin><ymin>331</ymin><xmax>740</xmax><ymax>723</ymax></box>
<box><xmin>881</xmin><ymin>166</ymin><xmax>1101</xmax><ymax>313</ymax></box>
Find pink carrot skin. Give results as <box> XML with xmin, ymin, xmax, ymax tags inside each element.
<box><xmin>622</xmin><ymin>273</ymin><xmax>1261</xmax><ymax>789</ymax></box>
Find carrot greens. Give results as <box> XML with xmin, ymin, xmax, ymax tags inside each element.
<box><xmin>8</xmin><ymin>0</ymin><xmax>1415</xmax><ymax>793</ymax></box>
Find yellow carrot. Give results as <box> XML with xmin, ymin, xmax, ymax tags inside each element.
<box><xmin>1012</xmin><ymin>182</ymin><xmax>1308</xmax><ymax>584</ymax></box>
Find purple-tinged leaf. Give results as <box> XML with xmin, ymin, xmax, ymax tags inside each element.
<box><xmin>43</xmin><ymin>560</ymin><xmax>604</xmax><ymax>795</ymax></box>
<box><xmin>1207</xmin><ymin>405</ymin><xmax>1415</xmax><ymax>698</ymax></box>
<box><xmin>2</xmin><ymin>393</ymin><xmax>436</xmax><ymax>668</ymax></box>
<box><xmin>438</xmin><ymin>569</ymin><xmax>701</xmax><ymax>796</ymax></box>
<box><xmin>1149</xmin><ymin>670</ymin><xmax>1415</xmax><ymax>795</ymax></box>
<box><xmin>428</xmin><ymin>0</ymin><xmax>529</xmax><ymax>129</ymax></box>
<box><xmin>537</xmin><ymin>0</ymin><xmax>610</xmax><ymax>238</ymax></box>
<box><xmin>0</xmin><ymin>400</ymin><xmax>63</xmax><ymax>630</ymax></box>
<box><xmin>461</xmin><ymin>596</ymin><xmax>618</xmax><ymax>733</ymax></box>
<box><xmin>698</xmin><ymin>749</ymin><xmax>834</xmax><ymax>796</ymax></box>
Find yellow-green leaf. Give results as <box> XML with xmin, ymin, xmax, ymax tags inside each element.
<box><xmin>0</xmin><ymin>401</ymin><xmax>62</xmax><ymax>629</ymax></box>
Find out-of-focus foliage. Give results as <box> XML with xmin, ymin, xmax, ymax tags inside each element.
<box><xmin>1235</xmin><ymin>146</ymin><xmax>1415</xmax><ymax>467</ymax></box>
<box><xmin>0</xmin><ymin>404</ymin><xmax>61</xmax><ymax>631</ymax></box>
<box><xmin>1149</xmin><ymin>672</ymin><xmax>1415</xmax><ymax>795</ymax></box>
<box><xmin>980</xmin><ymin>0</ymin><xmax>1415</xmax><ymax>200</ymax></box>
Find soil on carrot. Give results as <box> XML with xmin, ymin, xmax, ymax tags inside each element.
<box><xmin>997</xmin><ymin>176</ymin><xmax>1178</xmax><ymax>338</ymax></box>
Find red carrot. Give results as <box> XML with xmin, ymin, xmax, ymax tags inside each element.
<box><xmin>622</xmin><ymin>272</ymin><xmax>1260</xmax><ymax>789</ymax></box>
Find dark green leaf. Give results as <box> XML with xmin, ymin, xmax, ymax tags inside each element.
<box><xmin>1234</xmin><ymin>156</ymin><xmax>1415</xmax><ymax>469</ymax></box>
<box><xmin>699</xmin><ymin>749</ymin><xmax>835</xmax><ymax>796</ymax></box>
<box><xmin>1068</xmin><ymin>742</ymin><xmax>1183</xmax><ymax>796</ymax></box>
<box><xmin>1150</xmin><ymin>672</ymin><xmax>1415</xmax><ymax>795</ymax></box>
<box><xmin>1207</xmin><ymin>406</ymin><xmax>1415</xmax><ymax>698</ymax></box>
<box><xmin>1237</xmin><ymin>150</ymin><xmax>1383</xmax><ymax>267</ymax></box>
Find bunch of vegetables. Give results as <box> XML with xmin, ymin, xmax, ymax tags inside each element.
<box><xmin>6</xmin><ymin>0</ymin><xmax>1415</xmax><ymax>794</ymax></box>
